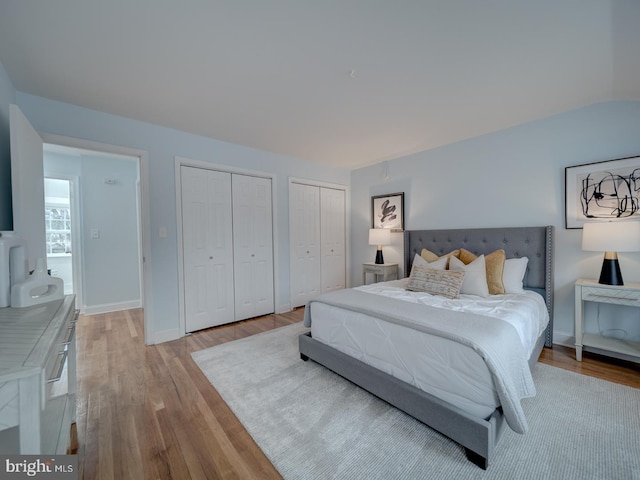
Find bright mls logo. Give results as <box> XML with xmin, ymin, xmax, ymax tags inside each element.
<box><xmin>1</xmin><ymin>455</ymin><xmax>77</xmax><ymax>479</ymax></box>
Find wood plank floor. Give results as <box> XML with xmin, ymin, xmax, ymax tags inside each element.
<box><xmin>75</xmin><ymin>308</ymin><xmax>639</xmax><ymax>479</ymax></box>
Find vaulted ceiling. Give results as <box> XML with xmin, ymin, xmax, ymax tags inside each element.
<box><xmin>0</xmin><ymin>0</ymin><xmax>638</xmax><ymax>169</ymax></box>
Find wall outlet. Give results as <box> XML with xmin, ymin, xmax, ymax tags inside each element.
<box><xmin>90</xmin><ymin>228</ymin><xmax>100</xmax><ymax>239</ymax></box>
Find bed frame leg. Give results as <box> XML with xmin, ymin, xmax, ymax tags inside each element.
<box><xmin>300</xmin><ymin>353</ymin><xmax>309</xmax><ymax>361</ymax></box>
<box><xmin>464</xmin><ymin>448</ymin><xmax>488</xmax><ymax>470</ymax></box>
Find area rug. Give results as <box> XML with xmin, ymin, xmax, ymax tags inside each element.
<box><xmin>191</xmin><ymin>323</ymin><xmax>640</xmax><ymax>480</ymax></box>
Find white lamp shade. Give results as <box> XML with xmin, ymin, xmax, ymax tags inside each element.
<box><xmin>582</xmin><ymin>221</ymin><xmax>640</xmax><ymax>252</ymax></box>
<box><xmin>369</xmin><ymin>228</ymin><xmax>391</xmax><ymax>246</ymax></box>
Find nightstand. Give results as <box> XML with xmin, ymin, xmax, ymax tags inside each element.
<box><xmin>574</xmin><ymin>278</ymin><xmax>640</xmax><ymax>362</ymax></box>
<box><xmin>363</xmin><ymin>263</ymin><xmax>399</xmax><ymax>285</ymax></box>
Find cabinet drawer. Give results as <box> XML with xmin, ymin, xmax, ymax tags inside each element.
<box><xmin>44</xmin><ymin>309</ymin><xmax>78</xmax><ymax>406</ymax></box>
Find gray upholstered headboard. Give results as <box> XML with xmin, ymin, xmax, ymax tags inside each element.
<box><xmin>404</xmin><ymin>226</ymin><xmax>554</xmax><ymax>347</ymax></box>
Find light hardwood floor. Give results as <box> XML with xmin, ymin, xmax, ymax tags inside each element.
<box><xmin>75</xmin><ymin>308</ymin><xmax>639</xmax><ymax>479</ymax></box>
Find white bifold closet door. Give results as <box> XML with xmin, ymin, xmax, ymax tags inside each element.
<box><xmin>181</xmin><ymin>167</ymin><xmax>235</xmax><ymax>332</ymax></box>
<box><xmin>289</xmin><ymin>183</ymin><xmax>322</xmax><ymax>308</ymax></box>
<box><xmin>182</xmin><ymin>168</ymin><xmax>274</xmax><ymax>333</ymax></box>
<box><xmin>232</xmin><ymin>174</ymin><xmax>275</xmax><ymax>320</ymax></box>
<box><xmin>290</xmin><ymin>183</ymin><xmax>345</xmax><ymax>308</ymax></box>
<box><xmin>320</xmin><ymin>187</ymin><xmax>346</xmax><ymax>293</ymax></box>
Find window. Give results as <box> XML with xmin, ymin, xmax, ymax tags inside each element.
<box><xmin>45</xmin><ymin>205</ymin><xmax>72</xmax><ymax>254</ymax></box>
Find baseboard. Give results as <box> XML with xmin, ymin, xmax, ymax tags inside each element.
<box><xmin>82</xmin><ymin>299</ymin><xmax>142</xmax><ymax>315</ymax></box>
<box><xmin>152</xmin><ymin>328</ymin><xmax>182</xmax><ymax>345</ymax></box>
<box><xmin>552</xmin><ymin>330</ymin><xmax>574</xmax><ymax>348</ymax></box>
<box><xmin>277</xmin><ymin>303</ymin><xmax>292</xmax><ymax>314</ymax></box>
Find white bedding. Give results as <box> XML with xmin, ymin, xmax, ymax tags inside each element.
<box><xmin>357</xmin><ymin>278</ymin><xmax>549</xmax><ymax>357</ymax></box>
<box><xmin>309</xmin><ymin>279</ymin><xmax>549</xmax><ymax>421</ymax></box>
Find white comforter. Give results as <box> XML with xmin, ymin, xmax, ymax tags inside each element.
<box><xmin>305</xmin><ymin>280</ymin><xmax>550</xmax><ymax>433</ymax></box>
<box><xmin>356</xmin><ymin>278</ymin><xmax>549</xmax><ymax>357</ymax></box>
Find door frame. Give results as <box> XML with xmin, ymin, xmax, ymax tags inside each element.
<box><xmin>175</xmin><ymin>156</ymin><xmax>280</xmax><ymax>335</ymax></box>
<box><xmin>288</xmin><ymin>177</ymin><xmax>351</xmax><ymax>307</ymax></box>
<box><xmin>43</xmin><ymin>174</ymin><xmax>82</xmax><ymax>306</ymax></box>
<box><xmin>41</xmin><ymin>133</ymin><xmax>153</xmax><ymax>345</ymax></box>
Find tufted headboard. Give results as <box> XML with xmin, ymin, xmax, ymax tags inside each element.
<box><xmin>404</xmin><ymin>226</ymin><xmax>554</xmax><ymax>347</ymax></box>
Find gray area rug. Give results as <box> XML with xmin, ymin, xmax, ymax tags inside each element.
<box><xmin>191</xmin><ymin>323</ymin><xmax>640</xmax><ymax>480</ymax></box>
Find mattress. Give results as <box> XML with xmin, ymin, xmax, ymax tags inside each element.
<box><xmin>309</xmin><ymin>279</ymin><xmax>550</xmax><ymax>419</ymax></box>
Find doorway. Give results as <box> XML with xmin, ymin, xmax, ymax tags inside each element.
<box><xmin>42</xmin><ymin>141</ymin><xmax>147</xmax><ymax>324</ymax></box>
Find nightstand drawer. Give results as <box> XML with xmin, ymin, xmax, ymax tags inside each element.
<box><xmin>366</xmin><ymin>265</ymin><xmax>385</xmax><ymax>275</ymax></box>
<box><xmin>581</xmin><ymin>285</ymin><xmax>640</xmax><ymax>307</ymax></box>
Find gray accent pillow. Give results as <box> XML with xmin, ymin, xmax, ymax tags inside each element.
<box><xmin>406</xmin><ymin>265</ymin><xmax>465</xmax><ymax>299</ymax></box>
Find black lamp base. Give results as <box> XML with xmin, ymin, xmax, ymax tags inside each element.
<box><xmin>375</xmin><ymin>249</ymin><xmax>384</xmax><ymax>264</ymax></box>
<box><xmin>599</xmin><ymin>258</ymin><xmax>623</xmax><ymax>286</ymax></box>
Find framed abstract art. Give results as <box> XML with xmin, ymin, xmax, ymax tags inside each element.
<box><xmin>565</xmin><ymin>155</ymin><xmax>640</xmax><ymax>228</ymax></box>
<box><xmin>371</xmin><ymin>192</ymin><xmax>404</xmax><ymax>231</ymax></box>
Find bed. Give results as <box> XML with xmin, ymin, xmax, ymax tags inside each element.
<box><xmin>299</xmin><ymin>226</ymin><xmax>554</xmax><ymax>469</ymax></box>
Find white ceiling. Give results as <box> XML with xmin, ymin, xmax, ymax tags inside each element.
<box><xmin>0</xmin><ymin>0</ymin><xmax>638</xmax><ymax>169</ymax></box>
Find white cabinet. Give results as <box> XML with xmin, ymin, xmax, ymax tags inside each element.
<box><xmin>290</xmin><ymin>182</ymin><xmax>346</xmax><ymax>308</ymax></box>
<box><xmin>181</xmin><ymin>167</ymin><xmax>274</xmax><ymax>332</ymax></box>
<box><xmin>0</xmin><ymin>295</ymin><xmax>77</xmax><ymax>454</ymax></box>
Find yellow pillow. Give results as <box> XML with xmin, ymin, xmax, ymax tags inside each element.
<box><xmin>459</xmin><ymin>248</ymin><xmax>506</xmax><ymax>295</ymax></box>
<box><xmin>421</xmin><ymin>248</ymin><xmax>460</xmax><ymax>268</ymax></box>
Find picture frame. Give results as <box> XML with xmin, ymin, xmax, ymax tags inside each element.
<box><xmin>371</xmin><ymin>192</ymin><xmax>404</xmax><ymax>231</ymax></box>
<box><xmin>565</xmin><ymin>155</ymin><xmax>640</xmax><ymax>229</ymax></box>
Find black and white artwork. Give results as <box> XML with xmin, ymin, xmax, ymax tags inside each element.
<box><xmin>565</xmin><ymin>156</ymin><xmax>640</xmax><ymax>228</ymax></box>
<box><xmin>372</xmin><ymin>192</ymin><xmax>404</xmax><ymax>231</ymax></box>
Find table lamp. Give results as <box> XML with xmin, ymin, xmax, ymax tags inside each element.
<box><xmin>369</xmin><ymin>228</ymin><xmax>391</xmax><ymax>264</ymax></box>
<box><xmin>582</xmin><ymin>221</ymin><xmax>640</xmax><ymax>286</ymax></box>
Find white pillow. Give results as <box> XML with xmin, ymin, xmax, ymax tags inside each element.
<box><xmin>411</xmin><ymin>253</ymin><xmax>447</xmax><ymax>276</ymax></box>
<box><xmin>449</xmin><ymin>255</ymin><xmax>490</xmax><ymax>297</ymax></box>
<box><xmin>503</xmin><ymin>257</ymin><xmax>529</xmax><ymax>293</ymax></box>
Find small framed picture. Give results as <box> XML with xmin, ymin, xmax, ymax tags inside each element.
<box><xmin>371</xmin><ymin>192</ymin><xmax>404</xmax><ymax>231</ymax></box>
<box><xmin>565</xmin><ymin>155</ymin><xmax>640</xmax><ymax>228</ymax></box>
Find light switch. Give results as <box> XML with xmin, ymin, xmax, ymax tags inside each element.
<box><xmin>159</xmin><ymin>227</ymin><xmax>167</xmax><ymax>238</ymax></box>
<box><xmin>90</xmin><ymin>228</ymin><xmax>100</xmax><ymax>239</ymax></box>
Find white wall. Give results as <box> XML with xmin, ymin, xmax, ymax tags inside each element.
<box><xmin>17</xmin><ymin>92</ymin><xmax>350</xmax><ymax>342</ymax></box>
<box><xmin>351</xmin><ymin>101</ymin><xmax>640</xmax><ymax>346</ymax></box>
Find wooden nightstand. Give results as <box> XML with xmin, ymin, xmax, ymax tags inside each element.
<box><xmin>363</xmin><ymin>263</ymin><xmax>399</xmax><ymax>285</ymax></box>
<box><xmin>574</xmin><ymin>278</ymin><xmax>640</xmax><ymax>362</ymax></box>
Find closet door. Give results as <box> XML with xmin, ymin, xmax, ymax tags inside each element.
<box><xmin>289</xmin><ymin>183</ymin><xmax>321</xmax><ymax>308</ymax></box>
<box><xmin>181</xmin><ymin>167</ymin><xmax>235</xmax><ymax>332</ymax></box>
<box><xmin>320</xmin><ymin>187</ymin><xmax>346</xmax><ymax>293</ymax></box>
<box><xmin>232</xmin><ymin>174</ymin><xmax>274</xmax><ymax>320</ymax></box>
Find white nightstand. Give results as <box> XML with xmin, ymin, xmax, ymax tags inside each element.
<box><xmin>363</xmin><ymin>263</ymin><xmax>399</xmax><ymax>285</ymax></box>
<box><xmin>574</xmin><ymin>278</ymin><xmax>640</xmax><ymax>362</ymax></box>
